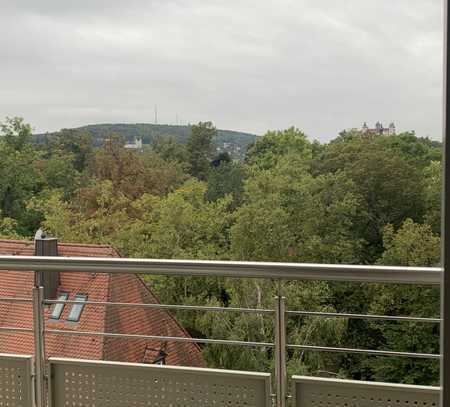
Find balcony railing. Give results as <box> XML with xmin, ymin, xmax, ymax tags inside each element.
<box><xmin>0</xmin><ymin>255</ymin><xmax>443</xmax><ymax>406</ymax></box>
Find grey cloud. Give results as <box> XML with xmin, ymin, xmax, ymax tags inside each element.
<box><xmin>0</xmin><ymin>0</ymin><xmax>444</xmax><ymax>141</ymax></box>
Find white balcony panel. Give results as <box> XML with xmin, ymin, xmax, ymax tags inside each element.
<box><xmin>0</xmin><ymin>354</ymin><xmax>34</xmax><ymax>407</ymax></box>
<box><xmin>49</xmin><ymin>358</ymin><xmax>272</xmax><ymax>407</ymax></box>
<box><xmin>292</xmin><ymin>375</ymin><xmax>440</xmax><ymax>407</ymax></box>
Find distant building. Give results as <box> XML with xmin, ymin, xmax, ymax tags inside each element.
<box><xmin>361</xmin><ymin>122</ymin><xmax>396</xmax><ymax>136</ymax></box>
<box><xmin>216</xmin><ymin>141</ymin><xmax>246</xmax><ymax>160</ymax></box>
<box><xmin>124</xmin><ymin>137</ymin><xmax>143</xmax><ymax>150</ymax></box>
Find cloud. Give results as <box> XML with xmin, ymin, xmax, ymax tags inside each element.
<box><xmin>0</xmin><ymin>0</ymin><xmax>443</xmax><ymax>140</ymax></box>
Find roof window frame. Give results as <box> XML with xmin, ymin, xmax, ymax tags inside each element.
<box><xmin>49</xmin><ymin>292</ymin><xmax>69</xmax><ymax>320</ymax></box>
<box><xmin>66</xmin><ymin>294</ymin><xmax>88</xmax><ymax>322</ymax></box>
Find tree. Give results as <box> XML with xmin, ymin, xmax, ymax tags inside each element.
<box><xmin>206</xmin><ymin>161</ymin><xmax>246</xmax><ymax>208</ymax></box>
<box><xmin>232</xmin><ymin>146</ymin><xmax>363</xmax><ymax>264</ymax></box>
<box><xmin>121</xmin><ymin>179</ymin><xmax>232</xmax><ymax>259</ymax></box>
<box><xmin>51</xmin><ymin>129</ymin><xmax>94</xmax><ymax>172</ymax></box>
<box><xmin>361</xmin><ymin>219</ymin><xmax>441</xmax><ymax>385</ymax></box>
<box><xmin>0</xmin><ymin>211</ymin><xmax>22</xmax><ymax>239</ymax></box>
<box><xmin>423</xmin><ymin>161</ymin><xmax>441</xmax><ymax>234</ymax></box>
<box><xmin>288</xmin><ymin>171</ymin><xmax>364</xmax><ymax>264</ymax></box>
<box><xmin>186</xmin><ymin>122</ymin><xmax>217</xmax><ymax>180</ymax></box>
<box><xmin>315</xmin><ymin>137</ymin><xmax>426</xmax><ymax>262</ymax></box>
<box><xmin>140</xmin><ymin>150</ymin><xmax>189</xmax><ymax>195</ymax></box>
<box><xmin>28</xmin><ymin>181</ymin><xmax>132</xmax><ymax>245</ymax></box>
<box><xmin>375</xmin><ymin>133</ymin><xmax>441</xmax><ymax>168</ymax></box>
<box><xmin>378</xmin><ymin>219</ymin><xmax>440</xmax><ymax>267</ymax></box>
<box><xmin>40</xmin><ymin>152</ymin><xmax>80</xmax><ymax>198</ymax></box>
<box><xmin>151</xmin><ymin>136</ymin><xmax>188</xmax><ymax>164</ymax></box>
<box><xmin>0</xmin><ymin>117</ymin><xmax>32</xmax><ymax>151</ymax></box>
<box><xmin>231</xmin><ymin>197</ymin><xmax>293</xmax><ymax>261</ymax></box>
<box><xmin>0</xmin><ymin>118</ymin><xmax>42</xmax><ymax>234</ymax></box>
<box><xmin>94</xmin><ymin>135</ymin><xmax>187</xmax><ymax>199</ymax></box>
<box><xmin>246</xmin><ymin>127</ymin><xmax>312</xmax><ymax>170</ymax></box>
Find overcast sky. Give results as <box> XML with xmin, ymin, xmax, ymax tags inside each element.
<box><xmin>0</xmin><ymin>0</ymin><xmax>444</xmax><ymax>141</ymax></box>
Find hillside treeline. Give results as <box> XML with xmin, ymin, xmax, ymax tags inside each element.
<box><xmin>34</xmin><ymin>123</ymin><xmax>257</xmax><ymax>159</ymax></box>
<box><xmin>0</xmin><ymin>117</ymin><xmax>442</xmax><ymax>384</ymax></box>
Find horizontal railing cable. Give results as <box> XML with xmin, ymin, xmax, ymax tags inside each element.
<box><xmin>0</xmin><ymin>297</ymin><xmax>32</xmax><ymax>303</ymax></box>
<box><xmin>287</xmin><ymin>344</ymin><xmax>440</xmax><ymax>359</ymax></box>
<box><xmin>46</xmin><ymin>329</ymin><xmax>274</xmax><ymax>348</ymax></box>
<box><xmin>0</xmin><ymin>327</ymin><xmax>34</xmax><ymax>333</ymax></box>
<box><xmin>45</xmin><ymin>329</ymin><xmax>439</xmax><ymax>359</ymax></box>
<box><xmin>44</xmin><ymin>299</ymin><xmax>275</xmax><ymax>314</ymax></box>
<box><xmin>44</xmin><ymin>299</ymin><xmax>439</xmax><ymax>323</ymax></box>
<box><xmin>286</xmin><ymin>310</ymin><xmax>441</xmax><ymax>324</ymax></box>
<box><xmin>43</xmin><ymin>298</ymin><xmax>441</xmax><ymax>324</ymax></box>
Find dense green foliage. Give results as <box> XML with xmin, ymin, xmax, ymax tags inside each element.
<box><xmin>186</xmin><ymin>122</ymin><xmax>217</xmax><ymax>180</ymax></box>
<box><xmin>1</xmin><ymin>117</ymin><xmax>442</xmax><ymax>384</ymax></box>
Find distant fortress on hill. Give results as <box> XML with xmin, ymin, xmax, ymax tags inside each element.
<box><xmin>361</xmin><ymin>121</ymin><xmax>396</xmax><ymax>136</ymax></box>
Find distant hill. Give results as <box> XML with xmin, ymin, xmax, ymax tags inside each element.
<box><xmin>35</xmin><ymin>123</ymin><xmax>258</xmax><ymax>159</ymax></box>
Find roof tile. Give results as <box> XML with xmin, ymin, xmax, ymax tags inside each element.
<box><xmin>0</xmin><ymin>240</ymin><xmax>204</xmax><ymax>367</ymax></box>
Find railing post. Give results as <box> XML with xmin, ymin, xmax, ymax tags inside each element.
<box><xmin>274</xmin><ymin>290</ymin><xmax>287</xmax><ymax>407</ymax></box>
<box><xmin>442</xmin><ymin>1</ymin><xmax>450</xmax><ymax>406</ymax></box>
<box><xmin>33</xmin><ymin>272</ymin><xmax>46</xmax><ymax>407</ymax></box>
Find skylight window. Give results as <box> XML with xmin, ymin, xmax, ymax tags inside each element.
<box><xmin>67</xmin><ymin>294</ymin><xmax>87</xmax><ymax>322</ymax></box>
<box><xmin>50</xmin><ymin>292</ymin><xmax>68</xmax><ymax>320</ymax></box>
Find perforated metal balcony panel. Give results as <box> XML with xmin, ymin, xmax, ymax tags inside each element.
<box><xmin>0</xmin><ymin>354</ymin><xmax>34</xmax><ymax>407</ymax></box>
<box><xmin>49</xmin><ymin>357</ymin><xmax>272</xmax><ymax>407</ymax></box>
<box><xmin>292</xmin><ymin>375</ymin><xmax>440</xmax><ymax>407</ymax></box>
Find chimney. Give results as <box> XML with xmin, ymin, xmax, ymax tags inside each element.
<box><xmin>34</xmin><ymin>229</ymin><xmax>59</xmax><ymax>299</ymax></box>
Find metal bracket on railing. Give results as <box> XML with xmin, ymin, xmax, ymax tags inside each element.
<box><xmin>286</xmin><ymin>394</ymin><xmax>293</xmax><ymax>406</ymax></box>
<box><xmin>271</xmin><ymin>392</ymin><xmax>277</xmax><ymax>407</ymax></box>
<box><xmin>33</xmin><ymin>272</ymin><xmax>46</xmax><ymax>407</ymax></box>
<box><xmin>274</xmin><ymin>293</ymin><xmax>287</xmax><ymax>407</ymax></box>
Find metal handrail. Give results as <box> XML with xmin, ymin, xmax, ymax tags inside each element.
<box><xmin>0</xmin><ymin>255</ymin><xmax>442</xmax><ymax>284</ymax></box>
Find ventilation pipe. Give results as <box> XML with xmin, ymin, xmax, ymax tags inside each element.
<box><xmin>34</xmin><ymin>229</ymin><xmax>59</xmax><ymax>299</ymax></box>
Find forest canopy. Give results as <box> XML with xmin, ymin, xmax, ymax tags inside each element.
<box><xmin>0</xmin><ymin>117</ymin><xmax>442</xmax><ymax>384</ymax></box>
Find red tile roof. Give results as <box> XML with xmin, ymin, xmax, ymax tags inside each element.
<box><xmin>0</xmin><ymin>240</ymin><xmax>204</xmax><ymax>367</ymax></box>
